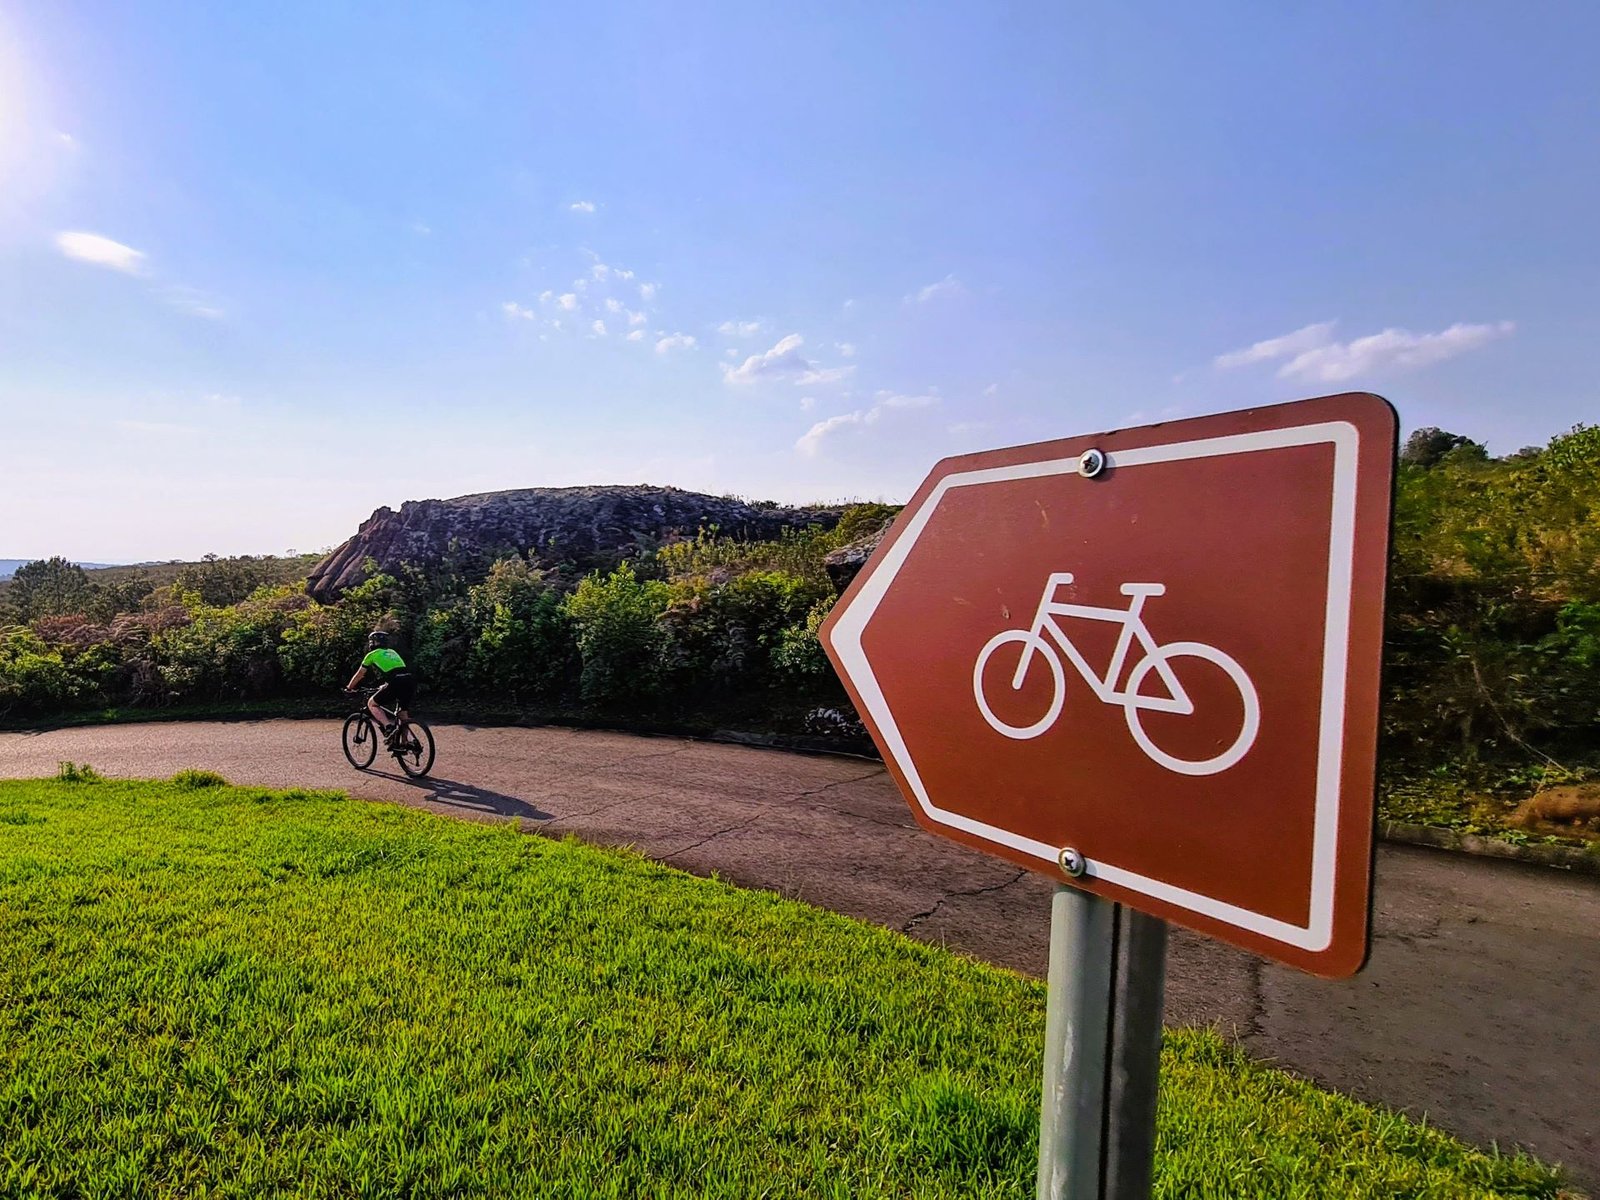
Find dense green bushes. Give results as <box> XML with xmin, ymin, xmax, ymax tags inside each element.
<box><xmin>2</xmin><ymin>439</ymin><xmax>1596</xmax><ymax>786</ymax></box>
<box><xmin>1383</xmin><ymin>424</ymin><xmax>1600</xmax><ymax>772</ymax></box>
<box><xmin>0</xmin><ymin>511</ymin><xmax>877</xmax><ymax>724</ymax></box>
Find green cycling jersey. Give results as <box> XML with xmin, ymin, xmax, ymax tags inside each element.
<box><xmin>361</xmin><ymin>648</ymin><xmax>408</xmax><ymax>675</ymax></box>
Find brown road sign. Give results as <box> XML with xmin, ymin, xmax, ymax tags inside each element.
<box><xmin>821</xmin><ymin>393</ymin><xmax>1397</xmax><ymax>976</ymax></box>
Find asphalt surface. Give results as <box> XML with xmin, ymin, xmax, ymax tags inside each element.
<box><xmin>2</xmin><ymin>719</ymin><xmax>1595</xmax><ymax>1190</ymax></box>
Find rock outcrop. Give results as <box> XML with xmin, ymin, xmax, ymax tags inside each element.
<box><xmin>306</xmin><ymin>485</ymin><xmax>843</xmax><ymax>602</ymax></box>
<box><xmin>822</xmin><ymin>524</ymin><xmax>891</xmax><ymax>593</ymax></box>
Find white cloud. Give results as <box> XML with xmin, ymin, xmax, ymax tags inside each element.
<box><xmin>639</xmin><ymin>282</ymin><xmax>658</xmax><ymax>302</ymax></box>
<box><xmin>983</xmin><ymin>382</ymin><xmax>998</xmax><ymax>398</ymax></box>
<box><xmin>569</xmin><ymin>200</ymin><xmax>596</xmax><ymax>213</ymax></box>
<box><xmin>557</xmin><ymin>293</ymin><xmax>579</xmax><ymax>311</ymax></box>
<box><xmin>721</xmin><ymin>333</ymin><xmax>855</xmax><ymax>387</ymax></box>
<box><xmin>725</xmin><ymin>348</ymin><xmax>739</xmax><ymax>358</ymax></box>
<box><xmin>605</xmin><ymin>298</ymin><xmax>623</xmax><ymax>314</ymax></box>
<box><xmin>592</xmin><ymin>319</ymin><xmax>607</xmax><ymax>336</ymax></box>
<box><xmin>1213</xmin><ymin>321</ymin><xmax>1338</xmax><ymax>370</ymax></box>
<box><xmin>656</xmin><ymin>332</ymin><xmax>697</xmax><ymax>353</ymax></box>
<box><xmin>795</xmin><ymin>391</ymin><xmax>938</xmax><ymax>456</ymax></box>
<box><xmin>1282</xmin><ymin>322</ymin><xmax>1516</xmax><ymax>382</ymax></box>
<box><xmin>56</xmin><ymin>231</ymin><xmax>146</xmax><ymax>275</ymax></box>
<box><xmin>907</xmin><ymin>274</ymin><xmax>964</xmax><ymax>303</ymax></box>
<box><xmin>723</xmin><ymin>333</ymin><xmax>807</xmax><ymax>383</ymax></box>
<box><xmin>1214</xmin><ymin>319</ymin><xmax>1515</xmax><ymax>382</ymax></box>
<box><xmin>627</xmin><ymin>310</ymin><xmax>647</xmax><ymax>326</ymax></box>
<box><xmin>718</xmin><ymin>319</ymin><xmax>763</xmax><ymax>338</ymax></box>
<box><xmin>836</xmin><ymin>342</ymin><xmax>857</xmax><ymax>358</ymax></box>
<box><xmin>502</xmin><ymin>301</ymin><xmax>537</xmax><ymax>321</ymax></box>
<box><xmin>796</xmin><ymin>412</ymin><xmax>863</xmax><ymax>456</ymax></box>
<box><xmin>410</xmin><ymin>220</ymin><xmax>431</xmax><ymax>235</ymax></box>
<box><xmin>799</xmin><ymin>396</ymin><xmax>816</xmax><ymax>410</ymax></box>
<box><xmin>795</xmin><ymin>364</ymin><xmax>855</xmax><ymax>385</ymax></box>
<box><xmin>627</xmin><ymin>329</ymin><xmax>645</xmax><ymax>342</ymax></box>
<box><xmin>539</xmin><ymin>290</ymin><xmax>554</xmax><ymax>304</ymax></box>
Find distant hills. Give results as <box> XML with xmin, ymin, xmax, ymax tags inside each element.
<box><xmin>0</xmin><ymin>559</ymin><xmax>121</xmax><ymax>580</ymax></box>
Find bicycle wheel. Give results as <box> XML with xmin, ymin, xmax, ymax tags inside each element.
<box><xmin>973</xmin><ymin>629</ymin><xmax>1066</xmax><ymax>739</ymax></box>
<box><xmin>342</xmin><ymin>713</ymin><xmax>377</xmax><ymax>770</ymax></box>
<box><xmin>393</xmin><ymin>720</ymin><xmax>435</xmax><ymax>778</ymax></box>
<box><xmin>1123</xmin><ymin>642</ymin><xmax>1260</xmax><ymax>776</ymax></box>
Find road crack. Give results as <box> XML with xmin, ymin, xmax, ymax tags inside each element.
<box><xmin>661</xmin><ymin>806</ymin><xmax>777</xmax><ymax>858</ymax></box>
<box><xmin>901</xmin><ymin>868</ymin><xmax>1029</xmax><ymax>934</ymax></box>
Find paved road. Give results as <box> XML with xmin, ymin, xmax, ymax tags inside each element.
<box><xmin>2</xmin><ymin>720</ymin><xmax>1596</xmax><ymax>1190</ymax></box>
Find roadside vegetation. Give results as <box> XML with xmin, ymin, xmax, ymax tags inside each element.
<box><xmin>3</xmin><ymin>424</ymin><xmax>1600</xmax><ymax>845</ymax></box>
<box><xmin>0</xmin><ymin>773</ymin><xmax>1568</xmax><ymax>1198</ymax></box>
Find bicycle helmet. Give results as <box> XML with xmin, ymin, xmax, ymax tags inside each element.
<box><xmin>366</xmin><ymin>630</ymin><xmax>391</xmax><ymax>650</ymax></box>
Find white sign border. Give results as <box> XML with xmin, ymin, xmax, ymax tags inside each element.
<box><xmin>827</xmin><ymin>420</ymin><xmax>1361</xmax><ymax>952</ymax></box>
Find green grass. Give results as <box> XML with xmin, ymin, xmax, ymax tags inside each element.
<box><xmin>0</xmin><ymin>775</ymin><xmax>1569</xmax><ymax>1199</ymax></box>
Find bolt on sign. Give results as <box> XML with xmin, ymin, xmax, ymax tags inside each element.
<box><xmin>822</xmin><ymin>393</ymin><xmax>1397</xmax><ymax>977</ymax></box>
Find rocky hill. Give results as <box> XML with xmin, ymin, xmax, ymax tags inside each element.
<box><xmin>306</xmin><ymin>485</ymin><xmax>843</xmax><ymax>602</ymax></box>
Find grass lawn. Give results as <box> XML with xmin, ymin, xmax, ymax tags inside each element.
<box><xmin>0</xmin><ymin>772</ymin><xmax>1570</xmax><ymax>1199</ymax></box>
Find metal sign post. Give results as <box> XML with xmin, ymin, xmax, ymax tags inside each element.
<box><xmin>1037</xmin><ymin>884</ymin><xmax>1168</xmax><ymax>1200</ymax></box>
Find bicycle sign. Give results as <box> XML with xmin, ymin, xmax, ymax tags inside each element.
<box><xmin>973</xmin><ymin>572</ymin><xmax>1260</xmax><ymax>776</ymax></box>
<box><xmin>821</xmin><ymin>392</ymin><xmax>1397</xmax><ymax>977</ymax></box>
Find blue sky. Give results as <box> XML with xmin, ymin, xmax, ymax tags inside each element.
<box><xmin>1</xmin><ymin>1</ymin><xmax>1596</xmax><ymax>561</ymax></box>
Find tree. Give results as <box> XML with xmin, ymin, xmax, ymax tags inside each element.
<box><xmin>1400</xmin><ymin>427</ymin><xmax>1488</xmax><ymax>468</ymax></box>
<box><xmin>5</xmin><ymin>557</ymin><xmax>90</xmax><ymax>622</ymax></box>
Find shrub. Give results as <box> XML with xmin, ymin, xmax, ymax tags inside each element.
<box><xmin>660</xmin><ymin>569</ymin><xmax>822</xmax><ymax>693</ymax></box>
<box><xmin>172</xmin><ymin>769</ymin><xmax>229</xmax><ymax>789</ymax></box>
<box><xmin>464</xmin><ymin>558</ymin><xmax>577</xmax><ymax>702</ymax></box>
<box><xmin>563</xmin><ymin>563</ymin><xmax>670</xmax><ymax>706</ymax></box>
<box><xmin>773</xmin><ymin>595</ymin><xmax>837</xmax><ymax>681</ymax></box>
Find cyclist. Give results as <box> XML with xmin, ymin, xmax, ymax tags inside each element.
<box><xmin>345</xmin><ymin>630</ymin><xmax>417</xmax><ymax>747</ymax></box>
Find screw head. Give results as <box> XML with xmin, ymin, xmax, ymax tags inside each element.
<box><xmin>1078</xmin><ymin>448</ymin><xmax>1106</xmax><ymax>478</ymax></box>
<box><xmin>1058</xmin><ymin>846</ymin><xmax>1088</xmax><ymax>877</ymax></box>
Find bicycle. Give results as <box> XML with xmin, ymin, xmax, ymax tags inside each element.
<box><xmin>341</xmin><ymin>686</ymin><xmax>436</xmax><ymax>778</ymax></box>
<box><xmin>972</xmin><ymin>571</ymin><xmax>1260</xmax><ymax>777</ymax></box>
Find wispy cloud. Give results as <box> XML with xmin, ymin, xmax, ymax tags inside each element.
<box><xmin>591</xmin><ymin>319</ymin><xmax>607</xmax><ymax>336</ymax></box>
<box><xmin>656</xmin><ymin>332</ymin><xmax>697</xmax><ymax>353</ymax></box>
<box><xmin>795</xmin><ymin>391</ymin><xmax>937</xmax><ymax>455</ymax></box>
<box><xmin>410</xmin><ymin>220</ymin><xmax>432</xmax><ymax>236</ymax></box>
<box><xmin>1215</xmin><ymin>319</ymin><xmax>1515</xmax><ymax>382</ymax></box>
<box><xmin>626</xmin><ymin>329</ymin><xmax>645</xmax><ymax>342</ymax></box>
<box><xmin>721</xmin><ymin>333</ymin><xmax>854</xmax><ymax>386</ymax></box>
<box><xmin>907</xmin><ymin>274</ymin><xmax>964</xmax><ymax>304</ymax></box>
<box><xmin>569</xmin><ymin>200</ymin><xmax>596</xmax><ymax>213</ymax></box>
<box><xmin>718</xmin><ymin>319</ymin><xmax>763</xmax><ymax>338</ymax></box>
<box><xmin>56</xmin><ymin>231</ymin><xmax>146</xmax><ymax>275</ymax></box>
<box><xmin>1213</xmin><ymin>321</ymin><xmax>1338</xmax><ymax>370</ymax></box>
<box><xmin>157</xmin><ymin>285</ymin><xmax>224</xmax><ymax>320</ymax></box>
<box><xmin>836</xmin><ymin>342</ymin><xmax>857</xmax><ymax>358</ymax></box>
<box><xmin>639</xmin><ymin>282</ymin><xmax>659</xmax><ymax>303</ymax></box>
<box><xmin>556</xmin><ymin>293</ymin><xmax>580</xmax><ymax>311</ymax></box>
<box><xmin>502</xmin><ymin>301</ymin><xmax>537</xmax><ymax>321</ymax></box>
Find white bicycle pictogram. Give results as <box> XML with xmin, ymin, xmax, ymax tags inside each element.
<box><xmin>972</xmin><ymin>572</ymin><xmax>1261</xmax><ymax>776</ymax></box>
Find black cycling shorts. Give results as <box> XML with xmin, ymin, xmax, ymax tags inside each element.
<box><xmin>373</xmin><ymin>671</ymin><xmax>417</xmax><ymax>710</ymax></box>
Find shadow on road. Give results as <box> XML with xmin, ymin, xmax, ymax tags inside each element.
<box><xmin>366</xmin><ymin>770</ymin><xmax>552</xmax><ymax>822</ymax></box>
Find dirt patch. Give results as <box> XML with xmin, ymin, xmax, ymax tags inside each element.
<box><xmin>1510</xmin><ymin>784</ymin><xmax>1600</xmax><ymax>840</ymax></box>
